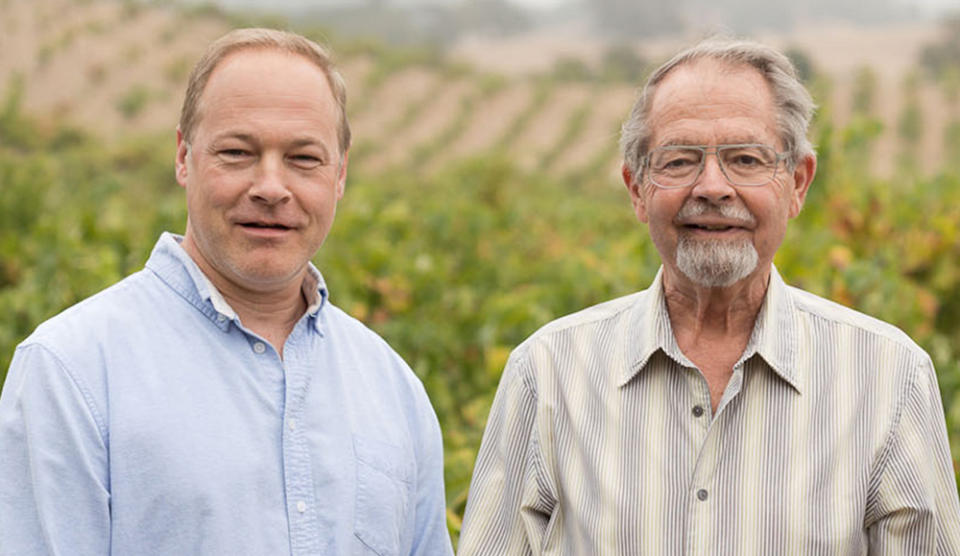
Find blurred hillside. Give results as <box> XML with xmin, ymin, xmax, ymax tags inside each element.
<box><xmin>2</xmin><ymin>0</ymin><xmax>959</xmax><ymax>181</ymax></box>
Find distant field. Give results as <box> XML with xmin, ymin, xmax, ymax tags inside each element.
<box><xmin>1</xmin><ymin>0</ymin><xmax>956</xmax><ymax>182</ymax></box>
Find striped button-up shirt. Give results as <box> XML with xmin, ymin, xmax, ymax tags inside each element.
<box><xmin>459</xmin><ymin>266</ymin><xmax>960</xmax><ymax>555</ymax></box>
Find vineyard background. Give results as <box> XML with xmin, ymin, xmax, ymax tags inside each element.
<box><xmin>2</xmin><ymin>0</ymin><xmax>959</xmax><ymax>541</ymax></box>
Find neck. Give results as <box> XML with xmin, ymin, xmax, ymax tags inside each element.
<box><xmin>218</xmin><ymin>282</ymin><xmax>307</xmax><ymax>355</ymax></box>
<box><xmin>662</xmin><ymin>263</ymin><xmax>769</xmax><ymax>337</ymax></box>
<box><xmin>181</xmin><ymin>236</ymin><xmax>309</xmax><ymax>356</ymax></box>
<box><xmin>661</xmin><ymin>264</ymin><xmax>770</xmax><ymax>412</ymax></box>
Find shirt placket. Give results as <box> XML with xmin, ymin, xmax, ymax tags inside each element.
<box><xmin>275</xmin><ymin>333</ymin><xmax>322</xmax><ymax>555</ymax></box>
<box><xmin>684</xmin><ymin>363</ymin><xmax>745</xmax><ymax>556</ymax></box>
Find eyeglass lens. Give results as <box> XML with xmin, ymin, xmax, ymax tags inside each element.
<box><xmin>648</xmin><ymin>145</ymin><xmax>778</xmax><ymax>187</ymax></box>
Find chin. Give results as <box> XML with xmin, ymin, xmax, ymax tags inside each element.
<box><xmin>675</xmin><ymin>237</ymin><xmax>759</xmax><ymax>288</ymax></box>
<box><xmin>228</xmin><ymin>258</ymin><xmax>305</xmax><ymax>288</ymax></box>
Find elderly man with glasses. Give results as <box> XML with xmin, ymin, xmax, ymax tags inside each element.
<box><xmin>458</xmin><ymin>38</ymin><xmax>960</xmax><ymax>555</ymax></box>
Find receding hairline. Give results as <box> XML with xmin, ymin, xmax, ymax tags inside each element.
<box><xmin>193</xmin><ymin>46</ymin><xmax>339</xmax><ymax>122</ymax></box>
<box><xmin>645</xmin><ymin>58</ymin><xmax>781</xmax><ymax>146</ymax></box>
<box><xmin>178</xmin><ymin>28</ymin><xmax>352</xmax><ymax>155</ymax></box>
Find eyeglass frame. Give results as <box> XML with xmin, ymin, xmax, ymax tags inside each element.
<box><xmin>640</xmin><ymin>143</ymin><xmax>791</xmax><ymax>189</ymax></box>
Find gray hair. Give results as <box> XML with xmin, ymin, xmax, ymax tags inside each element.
<box><xmin>620</xmin><ymin>38</ymin><xmax>815</xmax><ymax>179</ymax></box>
<box><xmin>179</xmin><ymin>28</ymin><xmax>351</xmax><ymax>156</ymax></box>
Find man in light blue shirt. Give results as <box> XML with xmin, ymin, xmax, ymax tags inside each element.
<box><xmin>0</xmin><ymin>28</ymin><xmax>453</xmax><ymax>556</ymax></box>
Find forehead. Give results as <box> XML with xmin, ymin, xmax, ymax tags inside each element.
<box><xmin>194</xmin><ymin>48</ymin><xmax>338</xmax><ymax>141</ymax></box>
<box><xmin>647</xmin><ymin>59</ymin><xmax>778</xmax><ymax>147</ymax></box>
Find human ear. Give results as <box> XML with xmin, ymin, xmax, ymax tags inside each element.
<box><xmin>623</xmin><ymin>164</ymin><xmax>649</xmax><ymax>223</ymax></box>
<box><xmin>787</xmin><ymin>154</ymin><xmax>817</xmax><ymax>218</ymax></box>
<box><xmin>175</xmin><ymin>127</ymin><xmax>189</xmax><ymax>188</ymax></box>
<box><xmin>335</xmin><ymin>150</ymin><xmax>349</xmax><ymax>199</ymax></box>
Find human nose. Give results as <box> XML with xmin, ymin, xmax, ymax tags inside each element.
<box><xmin>690</xmin><ymin>151</ymin><xmax>736</xmax><ymax>202</ymax></box>
<box><xmin>248</xmin><ymin>153</ymin><xmax>291</xmax><ymax>205</ymax></box>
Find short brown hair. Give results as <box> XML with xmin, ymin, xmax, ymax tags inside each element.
<box><xmin>178</xmin><ymin>28</ymin><xmax>351</xmax><ymax>155</ymax></box>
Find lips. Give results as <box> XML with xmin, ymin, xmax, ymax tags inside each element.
<box><xmin>233</xmin><ymin>217</ymin><xmax>300</xmax><ymax>239</ymax></box>
<box><xmin>680</xmin><ymin>219</ymin><xmax>751</xmax><ymax>232</ymax></box>
<box><xmin>675</xmin><ymin>200</ymin><xmax>756</xmax><ymax>232</ymax></box>
<box><xmin>233</xmin><ymin>213</ymin><xmax>300</xmax><ymax>229</ymax></box>
<box><xmin>239</xmin><ymin>221</ymin><xmax>292</xmax><ymax>230</ymax></box>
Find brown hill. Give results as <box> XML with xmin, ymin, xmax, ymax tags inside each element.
<box><xmin>2</xmin><ymin>0</ymin><xmax>955</xmax><ymax>181</ymax></box>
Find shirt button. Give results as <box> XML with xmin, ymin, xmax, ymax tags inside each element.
<box><xmin>216</xmin><ymin>314</ymin><xmax>227</xmax><ymax>323</ymax></box>
<box><xmin>697</xmin><ymin>489</ymin><xmax>709</xmax><ymax>501</ymax></box>
<box><xmin>253</xmin><ymin>342</ymin><xmax>266</xmax><ymax>354</ymax></box>
<box><xmin>296</xmin><ymin>501</ymin><xmax>307</xmax><ymax>513</ymax></box>
<box><xmin>288</xmin><ymin>419</ymin><xmax>297</xmax><ymax>431</ymax></box>
<box><xmin>692</xmin><ymin>405</ymin><xmax>705</xmax><ymax>417</ymax></box>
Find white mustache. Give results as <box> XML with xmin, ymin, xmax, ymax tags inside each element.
<box><xmin>676</xmin><ymin>200</ymin><xmax>756</xmax><ymax>225</ymax></box>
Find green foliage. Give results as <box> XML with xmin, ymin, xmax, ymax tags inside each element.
<box><xmin>52</xmin><ymin>27</ymin><xmax>79</xmax><ymax>52</ymax></box>
<box><xmin>599</xmin><ymin>43</ymin><xmax>648</xmax><ymax>84</ymax></box>
<box><xmin>538</xmin><ymin>98</ymin><xmax>592</xmax><ymax>171</ymax></box>
<box><xmin>945</xmin><ymin>120</ymin><xmax>960</xmax><ymax>175</ymax></box>
<box><xmin>122</xmin><ymin>44</ymin><xmax>145</xmax><ymax>65</ymax></box>
<box><xmin>36</xmin><ymin>43</ymin><xmax>55</xmax><ymax>68</ymax></box>
<box><xmin>0</xmin><ymin>75</ymin><xmax>38</xmax><ymax>150</ymax></box>
<box><xmin>497</xmin><ymin>79</ymin><xmax>552</xmax><ymax>149</ymax></box>
<box><xmin>920</xmin><ymin>16</ymin><xmax>960</xmax><ymax>81</ymax></box>
<box><xmin>784</xmin><ymin>46</ymin><xmax>816</xmax><ymax>83</ymax></box>
<box><xmin>115</xmin><ymin>85</ymin><xmax>154</xmax><ymax>120</ymax></box>
<box><xmin>897</xmin><ymin>73</ymin><xmax>924</xmax><ymax>175</ymax></box>
<box><xmin>839</xmin><ymin>115</ymin><xmax>884</xmax><ymax>171</ymax></box>
<box><xmin>320</xmin><ymin>155</ymin><xmax>659</xmax><ymax>534</ymax></box>
<box><xmin>120</xmin><ymin>0</ymin><xmax>144</xmax><ymax>21</ymax></box>
<box><xmin>163</xmin><ymin>55</ymin><xmax>192</xmax><ymax>86</ymax></box>
<box><xmin>346</xmin><ymin>42</ymin><xmax>449</xmax><ymax>115</ymax></box>
<box><xmin>551</xmin><ymin>57</ymin><xmax>594</xmax><ymax>82</ymax></box>
<box><xmin>851</xmin><ymin>65</ymin><xmax>878</xmax><ymax>116</ymax></box>
<box><xmin>410</xmin><ymin>79</ymin><xmax>502</xmax><ymax>168</ymax></box>
<box><xmin>85</xmin><ymin>19</ymin><xmax>107</xmax><ymax>36</ymax></box>
<box><xmin>0</xmin><ymin>108</ymin><xmax>180</xmax><ymax>384</ymax></box>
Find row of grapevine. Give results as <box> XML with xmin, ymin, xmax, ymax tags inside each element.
<box><xmin>3</xmin><ymin>0</ymin><xmax>960</xmax><ymax>183</ymax></box>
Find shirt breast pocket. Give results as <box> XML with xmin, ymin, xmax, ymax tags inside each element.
<box><xmin>353</xmin><ymin>436</ymin><xmax>415</xmax><ymax>556</ymax></box>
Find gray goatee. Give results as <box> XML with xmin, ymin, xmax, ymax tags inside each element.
<box><xmin>675</xmin><ymin>200</ymin><xmax>759</xmax><ymax>287</ymax></box>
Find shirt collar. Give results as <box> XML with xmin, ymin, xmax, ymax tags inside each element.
<box><xmin>743</xmin><ymin>266</ymin><xmax>801</xmax><ymax>392</ymax></box>
<box><xmin>144</xmin><ymin>232</ymin><xmax>329</xmax><ymax>334</ymax></box>
<box><xmin>620</xmin><ymin>265</ymin><xmax>801</xmax><ymax>393</ymax></box>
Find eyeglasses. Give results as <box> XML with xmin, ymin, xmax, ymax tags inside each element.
<box><xmin>642</xmin><ymin>144</ymin><xmax>788</xmax><ymax>189</ymax></box>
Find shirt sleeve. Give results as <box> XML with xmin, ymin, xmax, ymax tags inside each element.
<box><xmin>0</xmin><ymin>343</ymin><xmax>111</xmax><ymax>556</ymax></box>
<box><xmin>409</xmin><ymin>387</ymin><xmax>455</xmax><ymax>556</ymax></box>
<box><xmin>458</xmin><ymin>348</ymin><xmax>552</xmax><ymax>555</ymax></box>
<box><xmin>865</xmin><ymin>356</ymin><xmax>960</xmax><ymax>554</ymax></box>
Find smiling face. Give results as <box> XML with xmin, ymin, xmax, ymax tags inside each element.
<box><xmin>175</xmin><ymin>48</ymin><xmax>347</xmax><ymax>295</ymax></box>
<box><xmin>623</xmin><ymin>58</ymin><xmax>815</xmax><ymax>289</ymax></box>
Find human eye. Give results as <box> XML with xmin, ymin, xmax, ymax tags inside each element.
<box><xmin>216</xmin><ymin>148</ymin><xmax>252</xmax><ymax>163</ymax></box>
<box><xmin>652</xmin><ymin>148</ymin><xmax>700</xmax><ymax>173</ymax></box>
<box><xmin>722</xmin><ymin>146</ymin><xmax>773</xmax><ymax>169</ymax></box>
<box><xmin>288</xmin><ymin>153</ymin><xmax>326</xmax><ymax>170</ymax></box>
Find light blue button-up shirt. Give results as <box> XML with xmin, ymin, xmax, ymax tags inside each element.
<box><xmin>0</xmin><ymin>233</ymin><xmax>453</xmax><ymax>556</ymax></box>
